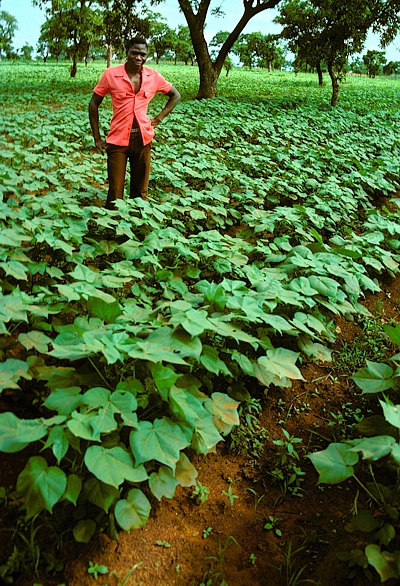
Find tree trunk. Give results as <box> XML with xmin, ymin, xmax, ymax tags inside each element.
<box><xmin>328</xmin><ymin>62</ymin><xmax>339</xmax><ymax>106</ymax></box>
<box><xmin>316</xmin><ymin>61</ymin><xmax>323</xmax><ymax>85</ymax></box>
<box><xmin>70</xmin><ymin>52</ymin><xmax>78</xmax><ymax>77</ymax></box>
<box><xmin>106</xmin><ymin>44</ymin><xmax>112</xmax><ymax>68</ymax></box>
<box><xmin>178</xmin><ymin>0</ymin><xmax>281</xmax><ymax>99</ymax></box>
<box><xmin>196</xmin><ymin>61</ymin><xmax>219</xmax><ymax>98</ymax></box>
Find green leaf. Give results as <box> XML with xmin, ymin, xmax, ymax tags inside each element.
<box><xmin>0</xmin><ymin>412</ymin><xmax>63</xmax><ymax>453</ymax></box>
<box><xmin>149</xmin><ymin>363</ymin><xmax>180</xmax><ymax>401</ymax></box>
<box><xmin>174</xmin><ymin>452</ymin><xmax>198</xmax><ymax>487</ymax></box>
<box><xmin>63</xmin><ymin>474</ymin><xmax>82</xmax><ymax>506</ymax></box>
<box><xmin>115</xmin><ymin>489</ymin><xmax>151</xmax><ymax>530</ymax></box>
<box><xmin>169</xmin><ymin>385</ymin><xmax>206</xmax><ymax>428</ymax></box>
<box><xmin>380</xmin><ymin>399</ymin><xmax>400</xmax><ymax>429</ymax></box>
<box><xmin>18</xmin><ymin>331</ymin><xmax>52</xmax><ymax>353</ymax></box>
<box><xmin>110</xmin><ymin>390</ymin><xmax>138</xmax><ymax>427</ymax></box>
<box><xmin>204</xmin><ymin>392</ymin><xmax>239</xmax><ymax>435</ymax></box>
<box><xmin>383</xmin><ymin>324</ymin><xmax>400</xmax><ymax>347</ymax></box>
<box><xmin>87</xmin><ymin>296</ymin><xmax>122</xmax><ymax>323</ymax></box>
<box><xmin>0</xmin><ymin>359</ymin><xmax>32</xmax><ymax>392</ymax></box>
<box><xmin>180</xmin><ymin>308</ymin><xmax>210</xmax><ymax>336</ymax></box>
<box><xmin>298</xmin><ymin>337</ymin><xmax>333</xmax><ymax>362</ymax></box>
<box><xmin>365</xmin><ymin>544</ymin><xmax>400</xmax><ymax>581</ymax></box>
<box><xmin>308</xmin><ymin>443</ymin><xmax>359</xmax><ymax>484</ymax></box>
<box><xmin>82</xmin><ymin>477</ymin><xmax>119</xmax><ymax>513</ymax></box>
<box><xmin>149</xmin><ymin>466</ymin><xmax>179</xmax><ymax>500</ymax></box>
<box><xmin>130</xmin><ymin>417</ymin><xmax>189</xmax><ymax>471</ymax></box>
<box><xmin>256</xmin><ymin>348</ymin><xmax>304</xmax><ymax>387</ymax></box>
<box><xmin>350</xmin><ymin>436</ymin><xmax>396</xmax><ymax>461</ymax></box>
<box><xmin>200</xmin><ymin>345</ymin><xmax>232</xmax><ymax>376</ymax></box>
<box><xmin>42</xmin><ymin>426</ymin><xmax>70</xmax><ymax>463</ymax></box>
<box><xmin>351</xmin><ymin>361</ymin><xmax>395</xmax><ymax>394</ymax></box>
<box><xmin>73</xmin><ymin>519</ymin><xmax>96</xmax><ymax>543</ymax></box>
<box><xmin>43</xmin><ymin>387</ymin><xmax>82</xmax><ymax>415</ymax></box>
<box><xmin>16</xmin><ymin>456</ymin><xmax>67</xmax><ymax>518</ymax></box>
<box><xmin>191</xmin><ymin>412</ymin><xmax>223</xmax><ymax>455</ymax></box>
<box><xmin>376</xmin><ymin>523</ymin><xmax>396</xmax><ymax>547</ymax></box>
<box><xmin>84</xmin><ymin>446</ymin><xmax>147</xmax><ymax>488</ymax></box>
<box><xmin>345</xmin><ymin>510</ymin><xmax>382</xmax><ymax>533</ymax></box>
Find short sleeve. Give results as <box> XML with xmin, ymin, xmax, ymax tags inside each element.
<box><xmin>93</xmin><ymin>70</ymin><xmax>110</xmax><ymax>97</ymax></box>
<box><xmin>155</xmin><ymin>71</ymin><xmax>172</xmax><ymax>94</ymax></box>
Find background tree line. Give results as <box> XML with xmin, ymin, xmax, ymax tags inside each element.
<box><xmin>0</xmin><ymin>0</ymin><xmax>399</xmax><ymax>104</ymax></box>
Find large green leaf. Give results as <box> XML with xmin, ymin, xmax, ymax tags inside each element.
<box><xmin>87</xmin><ymin>295</ymin><xmax>122</xmax><ymax>323</ymax></box>
<box><xmin>130</xmin><ymin>417</ymin><xmax>189</xmax><ymax>471</ymax></box>
<box><xmin>350</xmin><ymin>436</ymin><xmax>396</xmax><ymax>461</ymax></box>
<box><xmin>149</xmin><ymin>466</ymin><xmax>179</xmax><ymax>500</ymax></box>
<box><xmin>149</xmin><ymin>363</ymin><xmax>180</xmax><ymax>401</ymax></box>
<box><xmin>308</xmin><ymin>443</ymin><xmax>359</xmax><ymax>484</ymax></box>
<box><xmin>115</xmin><ymin>489</ymin><xmax>151</xmax><ymax>530</ymax></box>
<box><xmin>365</xmin><ymin>544</ymin><xmax>400</xmax><ymax>582</ymax></box>
<box><xmin>0</xmin><ymin>359</ymin><xmax>32</xmax><ymax>392</ymax></box>
<box><xmin>43</xmin><ymin>387</ymin><xmax>83</xmax><ymax>416</ymax></box>
<box><xmin>351</xmin><ymin>361</ymin><xmax>396</xmax><ymax>394</ymax></box>
<box><xmin>16</xmin><ymin>456</ymin><xmax>67</xmax><ymax>518</ymax></box>
<box><xmin>84</xmin><ymin>446</ymin><xmax>148</xmax><ymax>488</ymax></box>
<box><xmin>0</xmin><ymin>412</ymin><xmax>64</xmax><ymax>453</ymax></box>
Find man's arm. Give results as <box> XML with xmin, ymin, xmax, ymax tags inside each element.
<box><xmin>89</xmin><ymin>92</ymin><xmax>106</xmax><ymax>151</ymax></box>
<box><xmin>151</xmin><ymin>85</ymin><xmax>181</xmax><ymax>128</ymax></box>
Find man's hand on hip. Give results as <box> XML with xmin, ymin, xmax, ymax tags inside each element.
<box><xmin>95</xmin><ymin>138</ymin><xmax>107</xmax><ymax>152</ymax></box>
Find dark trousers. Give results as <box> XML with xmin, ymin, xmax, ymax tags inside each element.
<box><xmin>106</xmin><ymin>134</ymin><xmax>151</xmax><ymax>208</ymax></box>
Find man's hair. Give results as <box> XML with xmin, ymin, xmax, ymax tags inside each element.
<box><xmin>125</xmin><ymin>36</ymin><xmax>148</xmax><ymax>51</ymax></box>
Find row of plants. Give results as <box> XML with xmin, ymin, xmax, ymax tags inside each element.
<box><xmin>0</xmin><ymin>63</ymin><xmax>400</xmax><ymax>583</ymax></box>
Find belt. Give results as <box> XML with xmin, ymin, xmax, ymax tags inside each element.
<box><xmin>131</xmin><ymin>127</ymin><xmax>140</xmax><ymax>134</ymax></box>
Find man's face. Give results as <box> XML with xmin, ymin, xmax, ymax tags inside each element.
<box><xmin>126</xmin><ymin>44</ymin><xmax>148</xmax><ymax>68</ymax></box>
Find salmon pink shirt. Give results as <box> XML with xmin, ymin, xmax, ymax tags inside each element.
<box><xmin>93</xmin><ymin>64</ymin><xmax>172</xmax><ymax>146</ymax></box>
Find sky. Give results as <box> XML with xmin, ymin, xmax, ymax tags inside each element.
<box><xmin>2</xmin><ymin>0</ymin><xmax>400</xmax><ymax>62</ymax></box>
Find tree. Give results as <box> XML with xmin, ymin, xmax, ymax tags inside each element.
<box><xmin>146</xmin><ymin>12</ymin><xmax>176</xmax><ymax>63</ymax></box>
<box><xmin>19</xmin><ymin>43</ymin><xmax>34</xmax><ymax>60</ymax></box>
<box><xmin>174</xmin><ymin>25</ymin><xmax>194</xmax><ymax>64</ymax></box>
<box><xmin>100</xmin><ymin>0</ymin><xmax>160</xmax><ymax>67</ymax></box>
<box><xmin>35</xmin><ymin>0</ymin><xmax>158</xmax><ymax>73</ymax></box>
<box><xmin>363</xmin><ymin>49</ymin><xmax>386</xmax><ymax>77</ymax></box>
<box><xmin>177</xmin><ymin>0</ymin><xmax>282</xmax><ymax>99</ymax></box>
<box><xmin>350</xmin><ymin>56</ymin><xmax>366</xmax><ymax>75</ymax></box>
<box><xmin>0</xmin><ymin>10</ymin><xmax>18</xmax><ymax>60</ymax></box>
<box><xmin>383</xmin><ymin>60</ymin><xmax>400</xmax><ymax>75</ymax></box>
<box><xmin>37</xmin><ymin>15</ymin><xmax>69</xmax><ymax>61</ymax></box>
<box><xmin>276</xmin><ymin>0</ymin><xmax>400</xmax><ymax>106</ymax></box>
<box><xmin>35</xmin><ymin>0</ymin><xmax>102</xmax><ymax>76</ymax></box>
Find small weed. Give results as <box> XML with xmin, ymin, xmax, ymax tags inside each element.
<box><xmin>269</xmin><ymin>429</ymin><xmax>305</xmax><ymax>498</ymax></box>
<box><xmin>192</xmin><ymin>482</ymin><xmax>210</xmax><ymax>505</ymax></box>
<box><xmin>264</xmin><ymin>515</ymin><xmax>283</xmax><ymax>537</ymax></box>
<box><xmin>156</xmin><ymin>540</ymin><xmax>171</xmax><ymax>548</ymax></box>
<box><xmin>334</xmin><ymin>316</ymin><xmax>391</xmax><ymax>374</ymax></box>
<box><xmin>203</xmin><ymin>535</ymin><xmax>241</xmax><ymax>585</ymax></box>
<box><xmin>109</xmin><ymin>562</ymin><xmax>142</xmax><ymax>585</ymax></box>
<box><xmin>328</xmin><ymin>402</ymin><xmax>363</xmax><ymax>440</ymax></box>
<box><xmin>203</xmin><ymin>527</ymin><xmax>213</xmax><ymax>539</ymax></box>
<box><xmin>245</xmin><ymin>487</ymin><xmax>265</xmax><ymax>514</ymax></box>
<box><xmin>230</xmin><ymin>397</ymin><xmax>268</xmax><ymax>457</ymax></box>
<box><xmin>222</xmin><ymin>485</ymin><xmax>239</xmax><ymax>506</ymax></box>
<box><xmin>87</xmin><ymin>561</ymin><xmax>109</xmax><ymax>580</ymax></box>
<box><xmin>249</xmin><ymin>553</ymin><xmax>257</xmax><ymax>565</ymax></box>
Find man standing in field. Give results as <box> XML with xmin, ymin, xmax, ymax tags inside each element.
<box><xmin>89</xmin><ymin>36</ymin><xmax>180</xmax><ymax>208</ymax></box>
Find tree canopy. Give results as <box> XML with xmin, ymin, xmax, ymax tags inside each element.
<box><xmin>276</xmin><ymin>0</ymin><xmax>400</xmax><ymax>105</ymax></box>
<box><xmin>0</xmin><ymin>10</ymin><xmax>18</xmax><ymax>59</ymax></box>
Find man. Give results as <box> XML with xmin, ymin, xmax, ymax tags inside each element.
<box><xmin>89</xmin><ymin>36</ymin><xmax>181</xmax><ymax>208</ymax></box>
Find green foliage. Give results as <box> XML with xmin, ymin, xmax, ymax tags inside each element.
<box><xmin>0</xmin><ymin>63</ymin><xmax>399</xmax><ymax>584</ymax></box>
<box><xmin>309</xmin><ymin>321</ymin><xmax>400</xmax><ymax>581</ymax></box>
